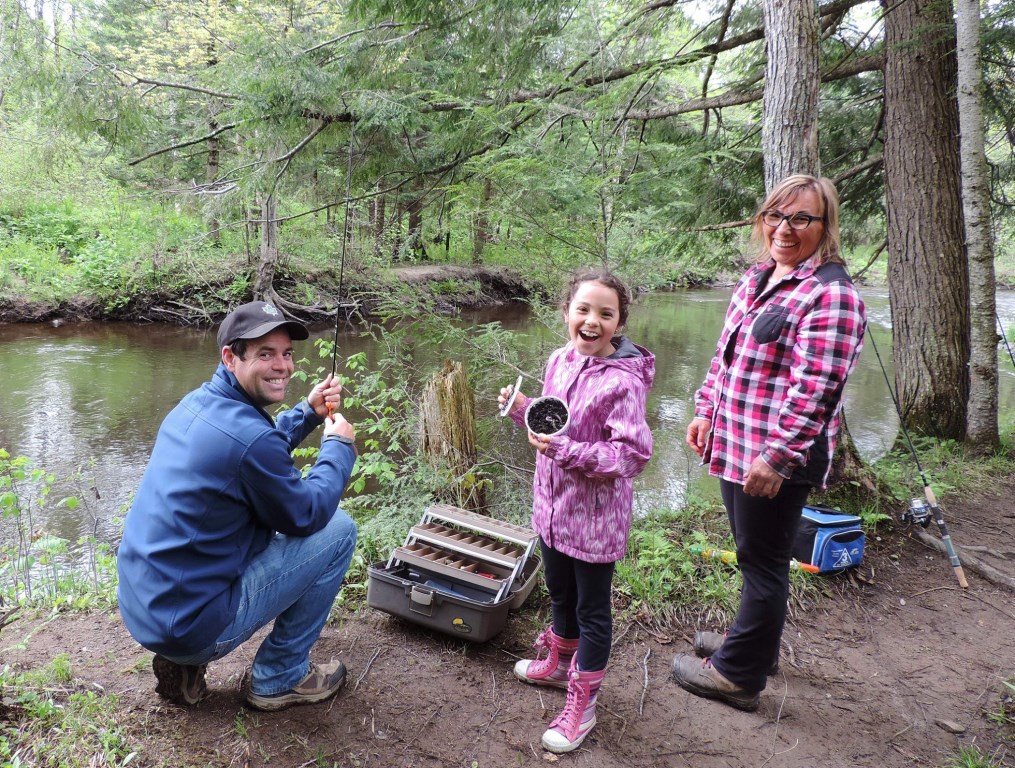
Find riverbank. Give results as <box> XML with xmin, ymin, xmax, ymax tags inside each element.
<box><xmin>0</xmin><ymin>263</ymin><xmax>535</xmax><ymax>325</ymax></box>
<box><xmin>3</xmin><ymin>479</ymin><xmax>1014</xmax><ymax>767</ymax></box>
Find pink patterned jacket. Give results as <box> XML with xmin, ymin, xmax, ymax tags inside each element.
<box><xmin>511</xmin><ymin>337</ymin><xmax>655</xmax><ymax>563</ymax></box>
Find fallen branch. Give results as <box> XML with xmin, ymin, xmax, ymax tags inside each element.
<box><xmin>911</xmin><ymin>530</ymin><xmax>1015</xmax><ymax>593</ymax></box>
<box><xmin>0</xmin><ymin>606</ymin><xmax>20</xmax><ymax>634</ymax></box>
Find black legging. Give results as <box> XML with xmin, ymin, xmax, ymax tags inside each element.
<box><xmin>710</xmin><ymin>479</ymin><xmax>811</xmax><ymax>693</ymax></box>
<box><xmin>539</xmin><ymin>538</ymin><xmax>616</xmax><ymax>672</ymax></box>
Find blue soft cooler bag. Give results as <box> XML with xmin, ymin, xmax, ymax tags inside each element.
<box><xmin>792</xmin><ymin>505</ymin><xmax>864</xmax><ymax>573</ymax></box>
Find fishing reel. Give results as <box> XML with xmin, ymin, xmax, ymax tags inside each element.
<box><xmin>901</xmin><ymin>497</ymin><xmax>933</xmax><ymax>528</ymax></box>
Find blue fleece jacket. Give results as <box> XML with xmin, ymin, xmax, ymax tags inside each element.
<box><xmin>116</xmin><ymin>364</ymin><xmax>356</xmax><ymax>656</ymax></box>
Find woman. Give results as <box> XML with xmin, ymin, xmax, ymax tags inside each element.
<box><xmin>671</xmin><ymin>175</ymin><xmax>866</xmax><ymax>711</ymax></box>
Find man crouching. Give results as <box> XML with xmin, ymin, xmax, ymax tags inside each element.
<box><xmin>117</xmin><ymin>301</ymin><xmax>357</xmax><ymax>711</ymax></box>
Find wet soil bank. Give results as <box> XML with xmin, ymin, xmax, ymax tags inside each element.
<box><xmin>0</xmin><ymin>264</ymin><xmax>532</xmax><ymax>325</ymax></box>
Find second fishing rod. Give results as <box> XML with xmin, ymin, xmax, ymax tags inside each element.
<box><xmin>866</xmin><ymin>329</ymin><xmax>968</xmax><ymax>588</ymax></box>
<box><xmin>326</xmin><ymin>118</ymin><xmax>356</xmax><ymax>420</ymax></box>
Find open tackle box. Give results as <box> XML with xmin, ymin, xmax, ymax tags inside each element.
<box><xmin>366</xmin><ymin>503</ymin><xmax>542</xmax><ymax>642</ymax></box>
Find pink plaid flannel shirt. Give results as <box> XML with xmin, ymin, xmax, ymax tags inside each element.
<box><xmin>695</xmin><ymin>257</ymin><xmax>866</xmax><ymax>488</ymax></box>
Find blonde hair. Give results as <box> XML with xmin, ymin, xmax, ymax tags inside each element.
<box><xmin>751</xmin><ymin>174</ymin><xmax>843</xmax><ymax>266</ymax></box>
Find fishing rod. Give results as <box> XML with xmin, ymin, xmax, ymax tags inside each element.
<box><xmin>866</xmin><ymin>330</ymin><xmax>968</xmax><ymax>588</ymax></box>
<box><xmin>327</xmin><ymin>118</ymin><xmax>356</xmax><ymax>420</ymax></box>
<box><xmin>998</xmin><ymin>312</ymin><xmax>1015</xmax><ymax>370</ymax></box>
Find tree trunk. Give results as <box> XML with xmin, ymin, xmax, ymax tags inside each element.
<box><xmin>759</xmin><ymin>0</ymin><xmax>874</xmax><ymax>496</ymax></box>
<box><xmin>371</xmin><ymin>181</ymin><xmax>386</xmax><ymax>258</ymax></box>
<box><xmin>391</xmin><ymin>192</ymin><xmax>404</xmax><ymax>263</ymax></box>
<box><xmin>407</xmin><ymin>177</ymin><xmax>427</xmax><ymax>261</ymax></box>
<box><xmin>700</xmin><ymin>0</ymin><xmax>737</xmax><ymax>138</ymax></box>
<box><xmin>419</xmin><ymin>361</ymin><xmax>485</xmax><ymax>511</ymax></box>
<box><xmin>761</xmin><ymin>0</ymin><xmax>821</xmax><ymax>190</ymax></box>
<box><xmin>956</xmin><ymin>0</ymin><xmax>1000</xmax><ymax>452</ymax></box>
<box><xmin>472</xmin><ymin>177</ymin><xmax>492</xmax><ymax>265</ymax></box>
<box><xmin>206</xmin><ymin>116</ymin><xmax>221</xmax><ymax>246</ymax></box>
<box><xmin>882</xmin><ymin>0</ymin><xmax>969</xmax><ymax>439</ymax></box>
<box><xmin>253</xmin><ymin>193</ymin><xmax>279</xmax><ymax>300</ymax></box>
<box><xmin>206</xmin><ymin>40</ymin><xmax>221</xmax><ymax>246</ymax></box>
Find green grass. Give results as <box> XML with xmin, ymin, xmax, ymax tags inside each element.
<box><xmin>870</xmin><ymin>431</ymin><xmax>1015</xmax><ymax>510</ymax></box>
<box><xmin>613</xmin><ymin>495</ymin><xmax>818</xmax><ymax>630</ymax></box>
<box><xmin>940</xmin><ymin>746</ymin><xmax>1008</xmax><ymax>768</ymax></box>
<box><xmin>1</xmin><ymin>656</ymin><xmax>138</xmax><ymax>767</ymax></box>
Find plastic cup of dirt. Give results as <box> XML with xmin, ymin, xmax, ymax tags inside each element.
<box><xmin>525</xmin><ymin>396</ymin><xmax>570</xmax><ymax>437</ymax></box>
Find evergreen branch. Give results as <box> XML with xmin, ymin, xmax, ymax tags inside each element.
<box><xmin>310</xmin><ymin>0</ymin><xmax>875</xmax><ymax>122</ymax></box>
<box><xmin>625</xmin><ymin>52</ymin><xmax>883</xmax><ymax>120</ymax></box>
<box><xmin>691</xmin><ymin>155</ymin><xmax>885</xmax><ymax>234</ymax></box>
<box><xmin>303</xmin><ymin>21</ymin><xmax>413</xmax><ymax>54</ymax></box>
<box><xmin>274</xmin><ymin>119</ymin><xmax>335</xmax><ymax>180</ymax></box>
<box><xmin>565</xmin><ymin>0</ymin><xmax>686</xmax><ymax>82</ymax></box>
<box><xmin>833</xmin><ymin>155</ymin><xmax>883</xmax><ymax>184</ymax></box>
<box><xmin>128</xmin><ymin>75</ymin><xmax>240</xmax><ymax>101</ymax></box>
<box><xmin>128</xmin><ymin>122</ymin><xmax>240</xmax><ymax>166</ymax></box>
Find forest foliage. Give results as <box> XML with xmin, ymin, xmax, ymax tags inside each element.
<box><xmin>2</xmin><ymin>0</ymin><xmax>1012</xmax><ymax>314</ymax></box>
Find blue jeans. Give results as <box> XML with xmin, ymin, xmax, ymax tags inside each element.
<box><xmin>164</xmin><ymin>510</ymin><xmax>357</xmax><ymax>696</ymax></box>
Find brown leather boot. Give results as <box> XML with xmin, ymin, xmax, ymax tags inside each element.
<box><xmin>671</xmin><ymin>652</ymin><xmax>760</xmax><ymax>712</ymax></box>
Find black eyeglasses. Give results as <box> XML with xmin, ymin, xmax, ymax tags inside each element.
<box><xmin>761</xmin><ymin>210</ymin><xmax>825</xmax><ymax>230</ymax></box>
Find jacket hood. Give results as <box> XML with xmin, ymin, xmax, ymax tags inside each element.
<box><xmin>563</xmin><ymin>338</ymin><xmax>656</xmax><ymax>391</ymax></box>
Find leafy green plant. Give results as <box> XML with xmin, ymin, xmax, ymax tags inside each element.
<box><xmin>986</xmin><ymin>679</ymin><xmax>1015</xmax><ymax>728</ymax></box>
<box><xmin>0</xmin><ymin>450</ymin><xmax>118</xmax><ymax>609</ymax></box>
<box><xmin>615</xmin><ymin>500</ymin><xmax>742</xmax><ymax>626</ymax></box>
<box><xmin>856</xmin><ymin>503</ymin><xmax>892</xmax><ymax>528</ymax></box>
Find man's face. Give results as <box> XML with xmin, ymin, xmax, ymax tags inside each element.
<box><xmin>222</xmin><ymin>328</ymin><xmax>295</xmax><ymax>408</ymax></box>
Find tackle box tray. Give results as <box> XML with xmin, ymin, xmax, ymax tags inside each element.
<box><xmin>366</xmin><ymin>504</ymin><xmax>542</xmax><ymax>641</ymax></box>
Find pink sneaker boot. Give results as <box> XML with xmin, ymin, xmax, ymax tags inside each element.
<box><xmin>541</xmin><ymin>658</ymin><xmax>605</xmax><ymax>753</ymax></box>
<box><xmin>514</xmin><ymin>628</ymin><xmax>579</xmax><ymax>689</ymax></box>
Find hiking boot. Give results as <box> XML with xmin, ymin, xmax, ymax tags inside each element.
<box><xmin>671</xmin><ymin>652</ymin><xmax>760</xmax><ymax>712</ymax></box>
<box><xmin>245</xmin><ymin>660</ymin><xmax>347</xmax><ymax>712</ymax></box>
<box><xmin>152</xmin><ymin>655</ymin><xmax>209</xmax><ymax>706</ymax></box>
<box><xmin>514</xmin><ymin>628</ymin><xmax>579</xmax><ymax>689</ymax></box>
<box><xmin>692</xmin><ymin>630</ymin><xmax>780</xmax><ymax>676</ymax></box>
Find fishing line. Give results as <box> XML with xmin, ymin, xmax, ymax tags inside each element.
<box><xmin>327</xmin><ymin>117</ymin><xmax>356</xmax><ymax>418</ymax></box>
<box><xmin>866</xmin><ymin>329</ymin><xmax>968</xmax><ymax>588</ymax></box>
<box><xmin>998</xmin><ymin>311</ymin><xmax>1015</xmax><ymax>370</ymax></box>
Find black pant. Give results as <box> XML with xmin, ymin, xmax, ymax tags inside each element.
<box><xmin>539</xmin><ymin>538</ymin><xmax>615</xmax><ymax>672</ymax></box>
<box><xmin>710</xmin><ymin>479</ymin><xmax>811</xmax><ymax>693</ymax></box>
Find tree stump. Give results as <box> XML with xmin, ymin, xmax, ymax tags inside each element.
<box><xmin>419</xmin><ymin>360</ymin><xmax>485</xmax><ymax>510</ymax></box>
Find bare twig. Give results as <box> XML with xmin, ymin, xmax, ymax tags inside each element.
<box><xmin>638</xmin><ymin>646</ymin><xmax>653</xmax><ymax>716</ymax></box>
<box><xmin>401</xmin><ymin>705</ymin><xmax>444</xmax><ymax>753</ymax></box>
<box><xmin>354</xmin><ymin>647</ymin><xmax>382</xmax><ymax>691</ymax></box>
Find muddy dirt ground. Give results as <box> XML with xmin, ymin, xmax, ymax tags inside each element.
<box><xmin>4</xmin><ymin>482</ymin><xmax>1015</xmax><ymax>768</ymax></box>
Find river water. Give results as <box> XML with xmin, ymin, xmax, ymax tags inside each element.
<box><xmin>2</xmin><ymin>287</ymin><xmax>1014</xmax><ymax>544</ymax></box>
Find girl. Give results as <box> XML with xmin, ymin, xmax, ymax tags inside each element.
<box><xmin>498</xmin><ymin>269</ymin><xmax>654</xmax><ymax>753</ymax></box>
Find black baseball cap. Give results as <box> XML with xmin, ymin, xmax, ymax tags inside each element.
<box><xmin>216</xmin><ymin>301</ymin><xmax>310</xmax><ymax>348</ymax></box>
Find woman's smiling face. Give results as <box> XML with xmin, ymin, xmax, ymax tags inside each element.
<box><xmin>763</xmin><ymin>188</ymin><xmax>825</xmax><ymax>273</ymax></box>
<box><xmin>564</xmin><ymin>280</ymin><xmax>621</xmax><ymax>358</ymax></box>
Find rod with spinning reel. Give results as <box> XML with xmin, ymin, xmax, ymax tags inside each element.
<box><xmin>866</xmin><ymin>331</ymin><xmax>967</xmax><ymax>588</ymax></box>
